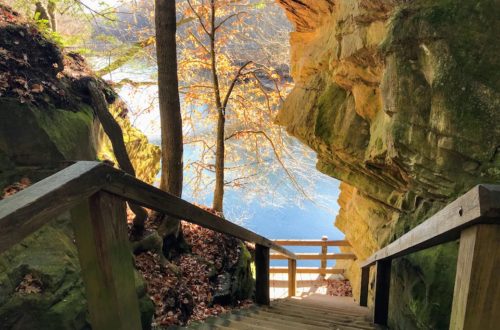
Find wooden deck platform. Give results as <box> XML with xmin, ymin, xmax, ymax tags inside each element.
<box><xmin>182</xmin><ymin>294</ymin><xmax>379</xmax><ymax>329</ymax></box>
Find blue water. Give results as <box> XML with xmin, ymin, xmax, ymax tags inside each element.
<box><xmin>101</xmin><ymin>63</ymin><xmax>344</xmax><ymax>268</ymax></box>
<box><xmin>178</xmin><ymin>141</ymin><xmax>344</xmax><ymax>268</ymax></box>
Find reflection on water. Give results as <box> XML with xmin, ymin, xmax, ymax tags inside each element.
<box><xmin>98</xmin><ymin>60</ymin><xmax>345</xmax><ymax>268</ymax></box>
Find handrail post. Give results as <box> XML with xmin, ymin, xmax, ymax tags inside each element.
<box><xmin>360</xmin><ymin>266</ymin><xmax>369</xmax><ymax>307</ymax></box>
<box><xmin>288</xmin><ymin>258</ymin><xmax>296</xmax><ymax>297</ymax></box>
<box><xmin>373</xmin><ymin>259</ymin><xmax>391</xmax><ymax>325</ymax></box>
<box><xmin>450</xmin><ymin>224</ymin><xmax>500</xmax><ymax>329</ymax></box>
<box><xmin>320</xmin><ymin>236</ymin><xmax>328</xmax><ymax>277</ymax></box>
<box><xmin>255</xmin><ymin>244</ymin><xmax>270</xmax><ymax>305</ymax></box>
<box><xmin>70</xmin><ymin>191</ymin><xmax>142</xmax><ymax>330</ymax></box>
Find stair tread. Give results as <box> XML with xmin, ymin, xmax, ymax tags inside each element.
<box><xmin>181</xmin><ymin>295</ymin><xmax>377</xmax><ymax>330</ymax></box>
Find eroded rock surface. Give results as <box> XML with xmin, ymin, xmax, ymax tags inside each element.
<box><xmin>277</xmin><ymin>0</ymin><xmax>500</xmax><ymax>328</ymax></box>
<box><xmin>0</xmin><ymin>4</ymin><xmax>155</xmax><ymax>329</ymax></box>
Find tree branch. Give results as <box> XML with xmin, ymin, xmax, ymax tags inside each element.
<box><xmin>214</xmin><ymin>12</ymin><xmax>246</xmax><ymax>31</ymax></box>
<box><xmin>187</xmin><ymin>0</ymin><xmax>211</xmax><ymax>37</ymax></box>
<box><xmin>221</xmin><ymin>61</ymin><xmax>253</xmax><ymax>111</ymax></box>
<box><xmin>225</xmin><ymin>129</ymin><xmax>312</xmax><ymax>201</ymax></box>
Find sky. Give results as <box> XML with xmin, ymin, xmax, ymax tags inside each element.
<box><xmin>91</xmin><ymin>0</ymin><xmax>346</xmax><ymax>266</ymax></box>
<box><xmin>107</xmin><ymin>68</ymin><xmax>345</xmax><ymax>268</ymax></box>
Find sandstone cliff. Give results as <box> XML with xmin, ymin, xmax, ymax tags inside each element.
<box><xmin>276</xmin><ymin>0</ymin><xmax>500</xmax><ymax>328</ymax></box>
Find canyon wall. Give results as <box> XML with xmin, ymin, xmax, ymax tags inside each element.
<box><xmin>276</xmin><ymin>0</ymin><xmax>500</xmax><ymax>328</ymax></box>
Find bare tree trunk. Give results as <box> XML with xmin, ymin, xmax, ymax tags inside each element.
<box><xmin>155</xmin><ymin>0</ymin><xmax>184</xmax><ymax>243</ymax></box>
<box><xmin>34</xmin><ymin>2</ymin><xmax>50</xmax><ymax>27</ymax></box>
<box><xmin>87</xmin><ymin>80</ymin><xmax>148</xmax><ymax>231</ymax></box>
<box><xmin>209</xmin><ymin>0</ymin><xmax>225</xmax><ymax>213</ymax></box>
<box><xmin>213</xmin><ymin>111</ymin><xmax>225</xmax><ymax>212</ymax></box>
<box><xmin>47</xmin><ymin>0</ymin><xmax>57</xmax><ymax>32</ymax></box>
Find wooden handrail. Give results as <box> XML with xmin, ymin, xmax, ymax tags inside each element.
<box><xmin>0</xmin><ymin>162</ymin><xmax>108</xmax><ymax>253</ymax></box>
<box><xmin>273</xmin><ymin>239</ymin><xmax>351</xmax><ymax>246</ymax></box>
<box><xmin>359</xmin><ymin>184</ymin><xmax>500</xmax><ymax>328</ymax></box>
<box><xmin>270</xmin><ymin>267</ymin><xmax>344</xmax><ymax>274</ymax></box>
<box><xmin>361</xmin><ymin>185</ymin><xmax>500</xmax><ymax>269</ymax></box>
<box><xmin>0</xmin><ymin>161</ymin><xmax>298</xmax><ymax>329</ymax></box>
<box><xmin>270</xmin><ymin>252</ymin><xmax>356</xmax><ymax>260</ymax></box>
<box><xmin>0</xmin><ymin>161</ymin><xmax>295</xmax><ymax>259</ymax></box>
<box><xmin>104</xmin><ymin>167</ymin><xmax>295</xmax><ymax>259</ymax></box>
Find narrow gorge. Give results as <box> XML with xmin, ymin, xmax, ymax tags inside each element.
<box><xmin>276</xmin><ymin>0</ymin><xmax>500</xmax><ymax>328</ymax></box>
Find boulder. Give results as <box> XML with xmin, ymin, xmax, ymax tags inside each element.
<box><xmin>276</xmin><ymin>0</ymin><xmax>500</xmax><ymax>328</ymax></box>
<box><xmin>0</xmin><ymin>5</ymin><xmax>155</xmax><ymax>329</ymax></box>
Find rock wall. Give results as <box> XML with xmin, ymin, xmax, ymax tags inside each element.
<box><xmin>0</xmin><ymin>5</ymin><xmax>156</xmax><ymax>329</ymax></box>
<box><xmin>276</xmin><ymin>0</ymin><xmax>500</xmax><ymax>328</ymax></box>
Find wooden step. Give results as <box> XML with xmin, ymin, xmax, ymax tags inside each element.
<box><xmin>233</xmin><ymin>308</ymin><xmax>338</xmax><ymax>328</ymax></box>
<box><xmin>190</xmin><ymin>309</ymin><xmax>321</xmax><ymax>330</ymax></box>
<box><xmin>179</xmin><ymin>295</ymin><xmax>377</xmax><ymax>330</ymax></box>
<box><xmin>265</xmin><ymin>306</ymin><xmax>374</xmax><ymax>329</ymax></box>
<box><xmin>271</xmin><ymin>301</ymin><xmax>373</xmax><ymax>322</ymax></box>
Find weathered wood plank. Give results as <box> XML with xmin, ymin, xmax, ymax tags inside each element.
<box><xmin>255</xmin><ymin>244</ymin><xmax>270</xmax><ymax>305</ymax></box>
<box><xmin>320</xmin><ymin>236</ymin><xmax>328</xmax><ymax>276</ymax></box>
<box><xmin>0</xmin><ymin>161</ymin><xmax>295</xmax><ymax>259</ymax></box>
<box><xmin>70</xmin><ymin>192</ymin><xmax>142</xmax><ymax>330</ymax></box>
<box><xmin>449</xmin><ymin>224</ymin><xmax>500</xmax><ymax>330</ymax></box>
<box><xmin>0</xmin><ymin>161</ymin><xmax>109</xmax><ymax>254</ymax></box>
<box><xmin>288</xmin><ymin>259</ymin><xmax>296</xmax><ymax>297</ymax></box>
<box><xmin>361</xmin><ymin>185</ymin><xmax>500</xmax><ymax>268</ymax></box>
<box><xmin>373</xmin><ymin>260</ymin><xmax>391</xmax><ymax>325</ymax></box>
<box><xmin>273</xmin><ymin>239</ymin><xmax>351</xmax><ymax>247</ymax></box>
<box><xmin>270</xmin><ymin>267</ymin><xmax>345</xmax><ymax>274</ymax></box>
<box><xmin>105</xmin><ymin>173</ymin><xmax>296</xmax><ymax>259</ymax></box>
<box><xmin>359</xmin><ymin>266</ymin><xmax>370</xmax><ymax>307</ymax></box>
<box><xmin>270</xmin><ymin>253</ymin><xmax>356</xmax><ymax>260</ymax></box>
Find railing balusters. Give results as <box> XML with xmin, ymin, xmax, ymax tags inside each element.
<box><xmin>320</xmin><ymin>236</ymin><xmax>328</xmax><ymax>277</ymax></box>
<box><xmin>450</xmin><ymin>224</ymin><xmax>500</xmax><ymax>330</ymax></box>
<box><xmin>255</xmin><ymin>244</ymin><xmax>270</xmax><ymax>305</ymax></box>
<box><xmin>359</xmin><ymin>266</ymin><xmax>369</xmax><ymax>307</ymax></box>
<box><xmin>70</xmin><ymin>192</ymin><xmax>142</xmax><ymax>330</ymax></box>
<box><xmin>288</xmin><ymin>258</ymin><xmax>297</xmax><ymax>297</ymax></box>
<box><xmin>4</xmin><ymin>162</ymin><xmax>499</xmax><ymax>328</ymax></box>
<box><xmin>0</xmin><ymin>161</ymin><xmax>299</xmax><ymax>328</ymax></box>
<box><xmin>373</xmin><ymin>259</ymin><xmax>391</xmax><ymax>325</ymax></box>
<box><xmin>270</xmin><ymin>238</ymin><xmax>352</xmax><ymax>297</ymax></box>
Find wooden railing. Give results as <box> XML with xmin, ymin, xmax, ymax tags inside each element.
<box><xmin>0</xmin><ymin>161</ymin><xmax>297</xmax><ymax>330</ymax></box>
<box><xmin>359</xmin><ymin>184</ymin><xmax>500</xmax><ymax>329</ymax></box>
<box><xmin>270</xmin><ymin>237</ymin><xmax>356</xmax><ymax>297</ymax></box>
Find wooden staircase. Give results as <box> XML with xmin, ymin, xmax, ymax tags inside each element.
<box><xmin>2</xmin><ymin>162</ymin><xmax>498</xmax><ymax>329</ymax></box>
<box><xmin>181</xmin><ymin>295</ymin><xmax>378</xmax><ymax>330</ymax></box>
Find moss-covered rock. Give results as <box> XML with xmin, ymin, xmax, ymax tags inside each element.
<box><xmin>0</xmin><ymin>216</ymin><xmax>88</xmax><ymax>330</ymax></box>
<box><xmin>277</xmin><ymin>0</ymin><xmax>500</xmax><ymax>328</ymax></box>
<box><xmin>0</xmin><ymin>5</ymin><xmax>155</xmax><ymax>329</ymax></box>
<box><xmin>212</xmin><ymin>242</ymin><xmax>254</xmax><ymax>305</ymax></box>
<box><xmin>0</xmin><ymin>98</ymin><xmax>98</xmax><ymax>165</ymax></box>
<box><xmin>230</xmin><ymin>243</ymin><xmax>255</xmax><ymax>302</ymax></box>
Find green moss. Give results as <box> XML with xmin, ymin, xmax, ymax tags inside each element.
<box><xmin>98</xmin><ymin>103</ymin><xmax>160</xmax><ymax>185</ymax></box>
<box><xmin>314</xmin><ymin>83</ymin><xmax>348</xmax><ymax>145</ymax></box>
<box><xmin>33</xmin><ymin>105</ymin><xmax>97</xmax><ymax>161</ymax></box>
<box><xmin>390</xmin><ymin>242</ymin><xmax>457</xmax><ymax>330</ymax></box>
<box><xmin>0</xmin><ymin>217</ymin><xmax>89</xmax><ymax>329</ymax></box>
<box><xmin>134</xmin><ymin>271</ymin><xmax>154</xmax><ymax>330</ymax></box>
<box><xmin>0</xmin><ymin>96</ymin><xmax>156</xmax><ymax>328</ymax></box>
<box><xmin>371</xmin><ymin>1</ymin><xmax>500</xmax><ymax>328</ymax></box>
<box><xmin>231</xmin><ymin>243</ymin><xmax>255</xmax><ymax>301</ymax></box>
